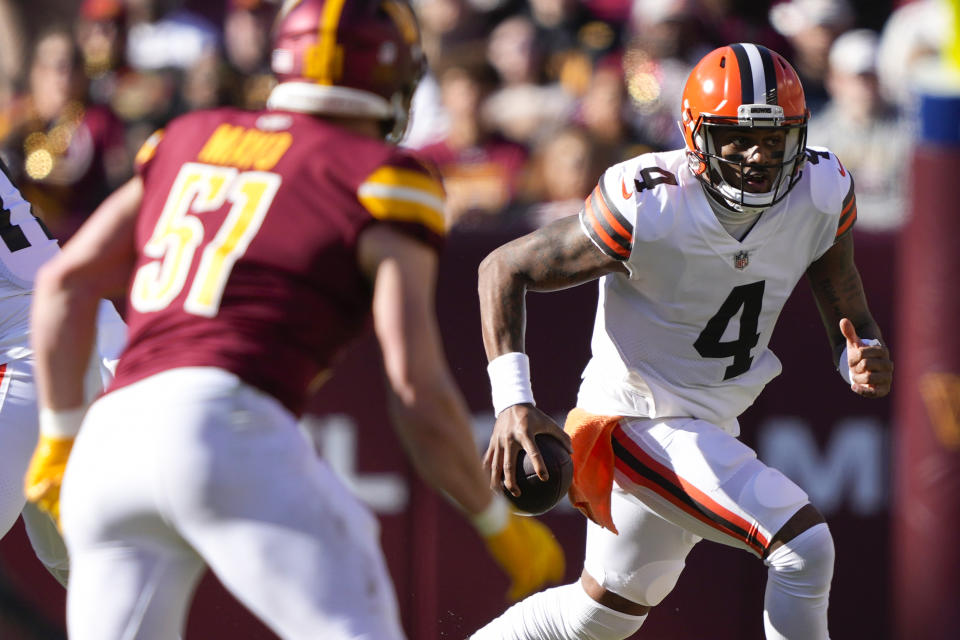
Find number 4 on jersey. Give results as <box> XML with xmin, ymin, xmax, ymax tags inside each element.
<box><xmin>694</xmin><ymin>281</ymin><xmax>765</xmax><ymax>380</ymax></box>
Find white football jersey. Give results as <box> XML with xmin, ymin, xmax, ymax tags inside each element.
<box><xmin>0</xmin><ymin>164</ymin><xmax>61</xmax><ymax>354</ymax></box>
<box><xmin>576</xmin><ymin>146</ymin><xmax>856</xmax><ymax>433</ymax></box>
<box><xmin>0</xmin><ymin>164</ymin><xmax>127</xmax><ymax>364</ymax></box>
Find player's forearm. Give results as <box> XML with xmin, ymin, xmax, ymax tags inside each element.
<box><xmin>387</xmin><ymin>379</ymin><xmax>492</xmax><ymax>515</ymax></box>
<box><xmin>806</xmin><ymin>236</ymin><xmax>883</xmax><ymax>365</ymax></box>
<box><xmin>478</xmin><ymin>246</ymin><xmax>528</xmax><ymax>360</ymax></box>
<box><xmin>31</xmin><ymin>264</ymin><xmax>101</xmax><ymax>410</ymax></box>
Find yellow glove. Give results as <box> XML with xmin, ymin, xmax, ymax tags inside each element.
<box><xmin>24</xmin><ymin>434</ymin><xmax>75</xmax><ymax>528</ymax></box>
<box><xmin>480</xmin><ymin>501</ymin><xmax>565</xmax><ymax>601</ymax></box>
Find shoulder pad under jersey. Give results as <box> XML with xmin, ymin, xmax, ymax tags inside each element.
<box><xmin>357</xmin><ymin>150</ymin><xmax>446</xmax><ymax>243</ymax></box>
<box><xmin>804</xmin><ymin>146</ymin><xmax>857</xmax><ymax>238</ymax></box>
<box><xmin>579</xmin><ymin>150</ymin><xmax>684</xmax><ymax>261</ymax></box>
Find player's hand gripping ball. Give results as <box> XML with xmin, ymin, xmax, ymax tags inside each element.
<box><xmin>503</xmin><ymin>434</ymin><xmax>573</xmax><ymax>515</ymax></box>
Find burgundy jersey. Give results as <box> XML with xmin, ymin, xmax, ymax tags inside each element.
<box><xmin>110</xmin><ymin>108</ymin><xmax>445</xmax><ymax>415</ymax></box>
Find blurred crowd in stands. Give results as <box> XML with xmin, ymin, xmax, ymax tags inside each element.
<box><xmin>0</xmin><ymin>0</ymin><xmax>948</xmax><ymax>241</ymax></box>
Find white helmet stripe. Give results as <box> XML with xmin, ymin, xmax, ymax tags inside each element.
<box><xmin>758</xmin><ymin>46</ymin><xmax>778</xmax><ymax>104</ymax></box>
<box><xmin>741</xmin><ymin>43</ymin><xmax>767</xmax><ymax>104</ymax></box>
<box><xmin>732</xmin><ymin>43</ymin><xmax>780</xmax><ymax>106</ymax></box>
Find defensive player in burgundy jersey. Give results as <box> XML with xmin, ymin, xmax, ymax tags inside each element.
<box><xmin>23</xmin><ymin>1</ymin><xmax>563</xmax><ymax>639</ymax></box>
<box><xmin>473</xmin><ymin>44</ymin><xmax>892</xmax><ymax>639</ymax></box>
<box><xmin>0</xmin><ymin>158</ymin><xmax>125</xmax><ymax>585</ymax></box>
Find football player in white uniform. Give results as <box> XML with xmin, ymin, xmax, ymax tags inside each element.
<box><xmin>473</xmin><ymin>43</ymin><xmax>893</xmax><ymax>640</ymax></box>
<box><xmin>0</xmin><ymin>159</ymin><xmax>125</xmax><ymax>585</ymax></box>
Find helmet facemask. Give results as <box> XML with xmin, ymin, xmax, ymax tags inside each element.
<box><xmin>382</xmin><ymin>65</ymin><xmax>423</xmax><ymax>143</ymax></box>
<box><xmin>688</xmin><ymin>104</ymin><xmax>807</xmax><ymax>213</ymax></box>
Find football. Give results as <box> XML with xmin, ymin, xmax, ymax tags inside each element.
<box><xmin>502</xmin><ymin>434</ymin><xmax>574</xmax><ymax>515</ymax></box>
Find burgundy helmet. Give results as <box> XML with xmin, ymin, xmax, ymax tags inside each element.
<box><xmin>267</xmin><ymin>0</ymin><xmax>424</xmax><ymax>141</ymax></box>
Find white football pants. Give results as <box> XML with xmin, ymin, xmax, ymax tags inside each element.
<box><xmin>0</xmin><ymin>355</ymin><xmax>70</xmax><ymax>583</ymax></box>
<box><xmin>61</xmin><ymin>367</ymin><xmax>405</xmax><ymax>640</ymax></box>
<box><xmin>586</xmin><ymin>416</ymin><xmax>827</xmax><ymax>628</ymax></box>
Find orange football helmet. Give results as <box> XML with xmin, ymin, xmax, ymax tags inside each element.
<box><xmin>680</xmin><ymin>43</ymin><xmax>809</xmax><ymax>211</ymax></box>
<box><xmin>267</xmin><ymin>0</ymin><xmax>424</xmax><ymax>141</ymax></box>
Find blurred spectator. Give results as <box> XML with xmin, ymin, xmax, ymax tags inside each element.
<box><xmin>483</xmin><ymin>14</ymin><xmax>576</xmax><ymax>145</ymax></box>
<box><xmin>75</xmin><ymin>0</ymin><xmax>127</xmax><ymax>106</ymax></box>
<box><xmin>576</xmin><ymin>54</ymin><xmax>651</xmax><ymax>164</ymax></box>
<box><xmin>75</xmin><ymin>0</ymin><xmax>177</xmax><ymax>166</ymax></box>
<box><xmin>621</xmin><ymin>0</ymin><xmax>707</xmax><ymax>151</ymax></box>
<box><xmin>174</xmin><ymin>49</ymin><xmax>230</xmax><ymax>113</ymax></box>
<box><xmin>123</xmin><ymin>0</ymin><xmax>164</xmax><ymax>25</ymax></box>
<box><xmin>221</xmin><ymin>0</ymin><xmax>277</xmax><ymax>110</ymax></box>
<box><xmin>416</xmin><ymin>50</ymin><xmax>528</xmax><ymax>229</ymax></box>
<box><xmin>769</xmin><ymin>0</ymin><xmax>854</xmax><ymax>114</ymax></box>
<box><xmin>525</xmin><ymin>0</ymin><xmax>606</xmax><ymax>86</ymax></box>
<box><xmin>808</xmin><ymin>28</ymin><xmax>911</xmax><ymax>232</ymax></box>
<box><xmin>629</xmin><ymin>0</ymin><xmax>711</xmax><ymax>64</ymax></box>
<box><xmin>488</xmin><ymin>13</ymin><xmax>544</xmax><ymax>87</ymax></box>
<box><xmin>415</xmin><ymin>0</ymin><xmax>487</xmax><ymax>63</ymax></box>
<box><xmin>696</xmin><ymin>0</ymin><xmax>791</xmax><ymax>52</ymax></box>
<box><xmin>0</xmin><ymin>0</ymin><xmax>24</xmax><ymax>140</ymax></box>
<box><xmin>1</xmin><ymin>25</ymin><xmax>128</xmax><ymax>242</ymax></box>
<box><xmin>125</xmin><ymin>0</ymin><xmax>219</xmax><ymax>72</ymax></box>
<box><xmin>514</xmin><ymin>124</ymin><xmax>603</xmax><ymax>228</ymax></box>
<box><xmin>876</xmin><ymin>0</ymin><xmax>950</xmax><ymax>112</ymax></box>
<box><xmin>582</xmin><ymin>0</ymin><xmax>631</xmax><ymax>23</ymax></box>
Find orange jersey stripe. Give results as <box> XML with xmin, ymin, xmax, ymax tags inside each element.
<box><xmin>836</xmin><ymin>175</ymin><xmax>857</xmax><ymax>238</ymax></box>
<box><xmin>836</xmin><ymin>198</ymin><xmax>857</xmax><ymax>237</ymax></box>
<box><xmin>592</xmin><ymin>185</ymin><xmax>632</xmax><ymax>243</ymax></box>
<box><xmin>836</xmin><ymin>206</ymin><xmax>857</xmax><ymax>237</ymax></box>
<box><xmin>585</xmin><ymin>194</ymin><xmax>631</xmax><ymax>258</ymax></box>
<box><xmin>613</xmin><ymin>428</ymin><xmax>769</xmax><ymax>555</ymax></box>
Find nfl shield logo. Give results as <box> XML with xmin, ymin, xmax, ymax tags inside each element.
<box><xmin>733</xmin><ymin>250</ymin><xmax>750</xmax><ymax>270</ymax></box>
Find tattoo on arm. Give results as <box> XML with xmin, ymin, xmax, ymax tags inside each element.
<box><xmin>813</xmin><ymin>265</ymin><xmax>864</xmax><ymax>322</ymax></box>
<box><xmin>478</xmin><ymin>215</ymin><xmax>626</xmax><ymax>358</ymax></box>
<box><xmin>806</xmin><ymin>233</ymin><xmax>881</xmax><ymax>357</ymax></box>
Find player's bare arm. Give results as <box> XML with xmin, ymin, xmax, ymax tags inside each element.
<box><xmin>478</xmin><ymin>215</ymin><xmax>627</xmax><ymax>492</ymax></box>
<box><xmin>26</xmin><ymin>176</ymin><xmax>141</xmax><ymax>526</ymax></box>
<box><xmin>33</xmin><ymin>176</ymin><xmax>142</xmax><ymax>410</ymax></box>
<box><xmin>358</xmin><ymin>224</ymin><xmax>492</xmax><ymax>515</ymax></box>
<box><xmin>360</xmin><ymin>223</ymin><xmax>566</xmax><ymax>600</ymax></box>
<box><xmin>805</xmin><ymin>231</ymin><xmax>893</xmax><ymax>398</ymax></box>
<box><xmin>478</xmin><ymin>215</ymin><xmax>627</xmax><ymax>357</ymax></box>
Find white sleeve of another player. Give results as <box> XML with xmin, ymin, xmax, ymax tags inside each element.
<box><xmin>95</xmin><ymin>300</ymin><xmax>127</xmax><ymax>385</ymax></box>
<box><xmin>0</xmin><ymin>172</ymin><xmax>61</xmax><ymax>288</ymax></box>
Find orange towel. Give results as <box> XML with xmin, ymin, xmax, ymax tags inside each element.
<box><xmin>564</xmin><ymin>408</ymin><xmax>622</xmax><ymax>534</ymax></box>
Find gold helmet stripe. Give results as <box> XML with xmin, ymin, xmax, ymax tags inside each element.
<box><xmin>308</xmin><ymin>0</ymin><xmax>347</xmax><ymax>84</ymax></box>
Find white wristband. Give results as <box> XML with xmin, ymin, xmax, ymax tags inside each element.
<box><xmin>38</xmin><ymin>407</ymin><xmax>86</xmax><ymax>439</ymax></box>
<box><xmin>470</xmin><ymin>493</ymin><xmax>510</xmax><ymax>536</ymax></box>
<box><xmin>487</xmin><ymin>352</ymin><xmax>535</xmax><ymax>417</ymax></box>
<box><xmin>838</xmin><ymin>338</ymin><xmax>881</xmax><ymax>384</ymax></box>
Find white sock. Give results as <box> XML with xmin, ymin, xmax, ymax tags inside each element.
<box><xmin>471</xmin><ymin>582</ymin><xmax>647</xmax><ymax>640</ymax></box>
<box><xmin>763</xmin><ymin>523</ymin><xmax>834</xmax><ymax>640</ymax></box>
